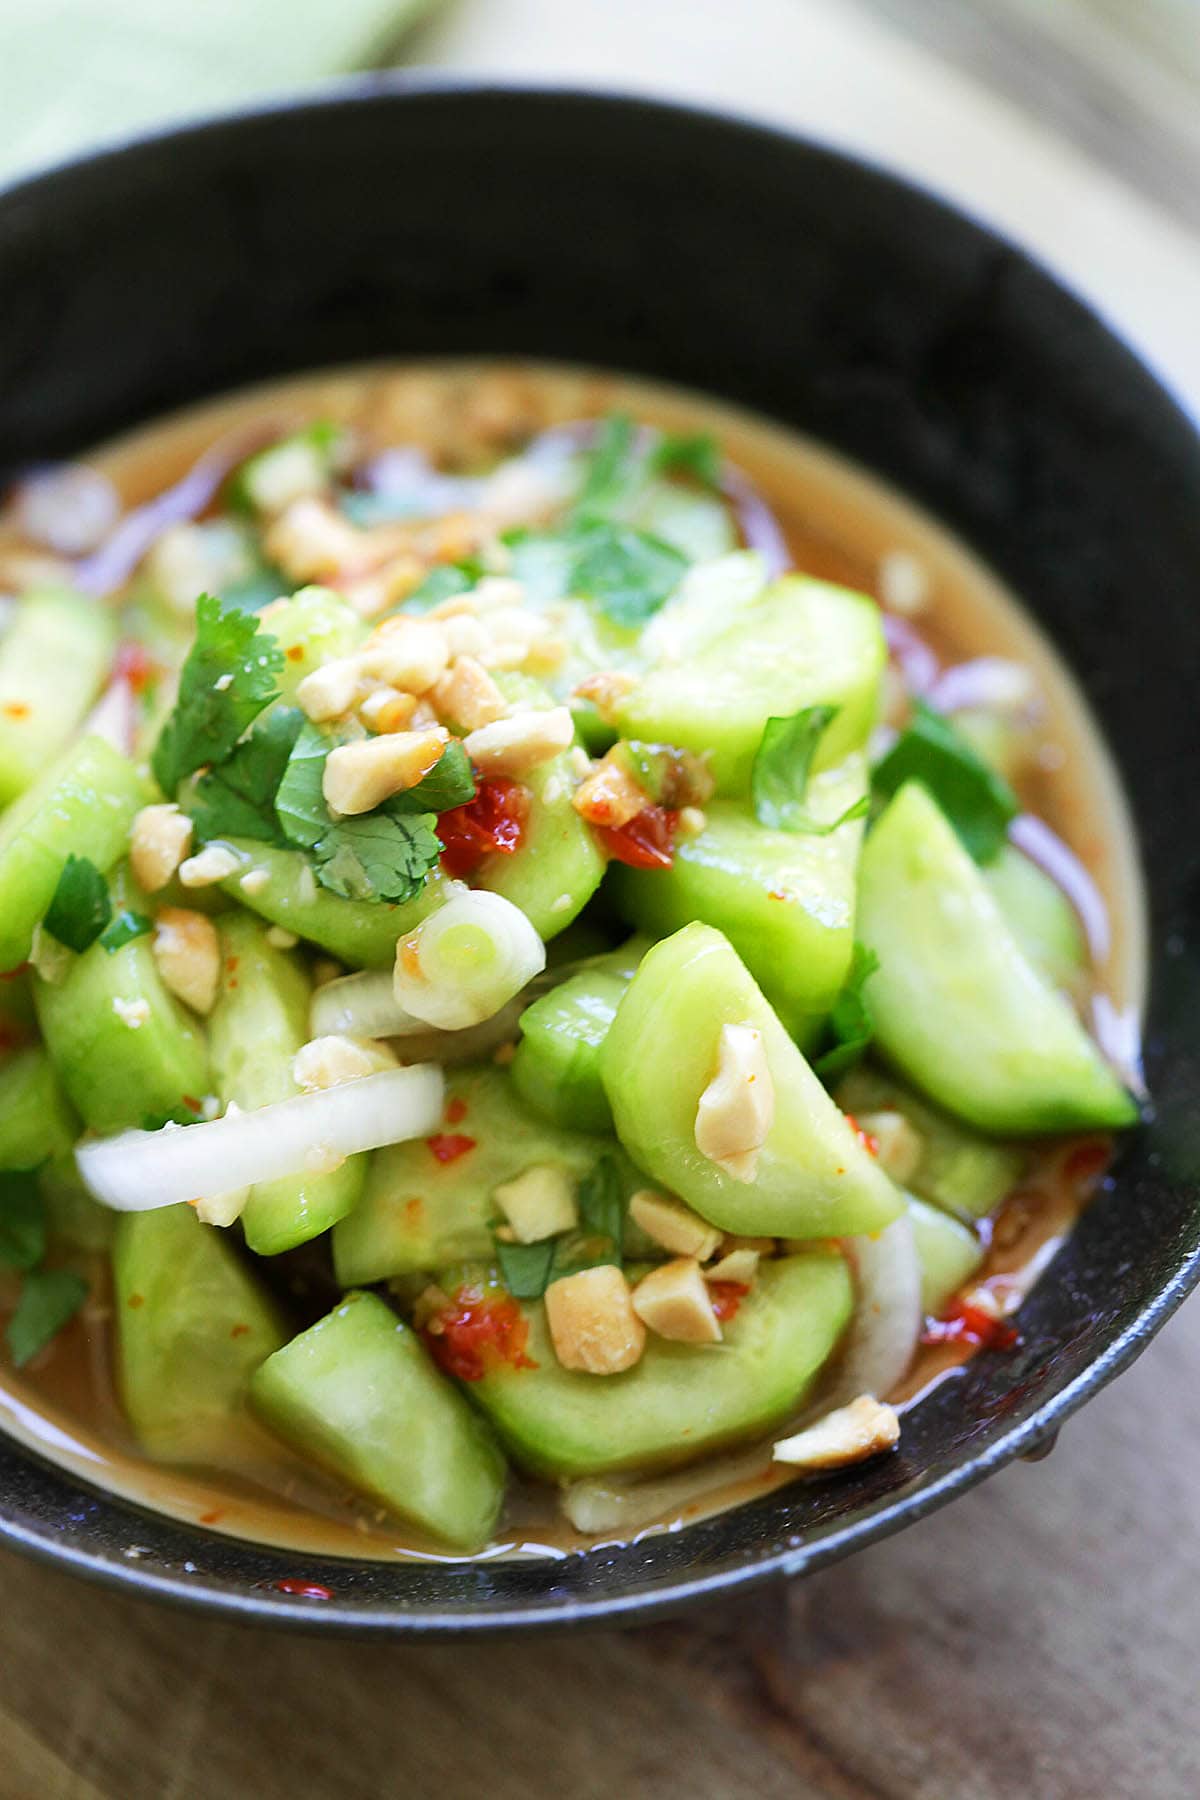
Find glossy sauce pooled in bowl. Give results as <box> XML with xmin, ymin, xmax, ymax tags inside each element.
<box><xmin>0</xmin><ymin>363</ymin><xmax>1145</xmax><ymax>1562</ymax></box>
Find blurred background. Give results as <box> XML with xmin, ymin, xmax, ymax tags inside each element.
<box><xmin>4</xmin><ymin>0</ymin><xmax>1200</xmax><ymax>410</ymax></box>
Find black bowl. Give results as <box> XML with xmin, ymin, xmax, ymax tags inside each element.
<box><xmin>1</xmin><ymin>77</ymin><xmax>1198</xmax><ymax>1634</ymax></box>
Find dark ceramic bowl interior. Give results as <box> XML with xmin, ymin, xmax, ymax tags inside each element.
<box><xmin>1</xmin><ymin>78</ymin><xmax>1198</xmax><ymax>1634</ymax></box>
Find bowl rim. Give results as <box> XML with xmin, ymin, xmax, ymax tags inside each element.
<box><xmin>2</xmin><ymin>71</ymin><xmax>1198</xmax><ymax>1636</ymax></box>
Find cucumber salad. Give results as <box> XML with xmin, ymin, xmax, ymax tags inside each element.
<box><xmin>0</xmin><ymin>369</ymin><xmax>1139</xmax><ymax>1554</ymax></box>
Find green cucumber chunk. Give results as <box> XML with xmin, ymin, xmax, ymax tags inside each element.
<box><xmin>511</xmin><ymin>940</ymin><xmax>648</xmax><ymax>1131</ymax></box>
<box><xmin>0</xmin><ymin>1045</ymin><xmax>111</xmax><ymax>1250</ymax></box>
<box><xmin>469</xmin><ymin>1250</ymin><xmax>852</xmax><ymax>1480</ymax></box>
<box><xmin>333</xmin><ymin>1063</ymin><xmax>618</xmax><ymax>1284</ymax></box>
<box><xmin>0</xmin><ymin>736</ymin><xmax>147</xmax><ymax>972</ymax></box>
<box><xmin>983</xmin><ymin>843</ymin><xmax>1087</xmax><ymax>993</ymax></box>
<box><xmin>906</xmin><ymin>1195</ymin><xmax>985</xmax><ymax>1315</ymax></box>
<box><xmin>600</xmin><ymin>923</ymin><xmax>903</xmax><ymax>1238</ymax></box>
<box><xmin>478</xmin><ymin>750</ymin><xmax>606</xmax><ymax>938</ymax></box>
<box><xmin>0</xmin><ymin>591</ymin><xmax>116</xmax><ymax>804</ymax></box>
<box><xmin>219</xmin><ymin>840</ymin><xmax>451</xmax><ymax>966</ymax></box>
<box><xmin>114</xmin><ymin>1206</ymin><xmax>287</xmax><ymax>1468</ymax></box>
<box><xmin>614</xmin><ymin>577</ymin><xmax>885</xmax><ymax>794</ymax></box>
<box><xmin>34</xmin><ymin>869</ymin><xmax>209</xmax><ymax>1134</ymax></box>
<box><xmin>836</xmin><ymin>1063</ymin><xmax>1025</xmax><ymax>1221</ymax></box>
<box><xmin>259</xmin><ymin>587</ymin><xmax>366</xmax><ymax>700</ymax></box>
<box><xmin>610</xmin><ymin>757</ymin><xmax>867</xmax><ymax>1035</ymax></box>
<box><xmin>858</xmin><ymin>783</ymin><xmax>1136</xmax><ymax>1133</ymax></box>
<box><xmin>207</xmin><ymin>914</ymin><xmax>364</xmax><ymax>1254</ymax></box>
<box><xmin>250</xmin><ymin>1290</ymin><xmax>506</xmax><ymax>1549</ymax></box>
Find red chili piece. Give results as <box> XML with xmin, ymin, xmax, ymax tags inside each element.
<box><xmin>708</xmin><ymin>1281</ymin><xmax>750</xmax><ymax>1324</ymax></box>
<box><xmin>445</xmin><ymin>1096</ymin><xmax>469</xmax><ymax>1126</ymax></box>
<box><xmin>112</xmin><ymin>640</ymin><xmax>160</xmax><ymax>693</ymax></box>
<box><xmin>272</xmin><ymin>1579</ymin><xmax>334</xmax><ymax>1600</ymax></box>
<box><xmin>437</xmin><ymin>778</ymin><xmax>527</xmax><ymax>877</ymax></box>
<box><xmin>921</xmin><ymin>1299</ymin><xmax>1019</xmax><ymax>1352</ymax></box>
<box><xmin>597</xmin><ymin>805</ymin><xmax>678</xmax><ymax>870</ymax></box>
<box><xmin>427</xmin><ymin>1133</ymin><xmax>477</xmax><ymax>1166</ymax></box>
<box><xmin>843</xmin><ymin>1113</ymin><xmax>879</xmax><ymax>1158</ymax></box>
<box><xmin>1062</xmin><ymin>1139</ymin><xmax>1111</xmax><ymax>1189</ymax></box>
<box><xmin>423</xmin><ymin>1289</ymin><xmax>537</xmax><ymax>1382</ymax></box>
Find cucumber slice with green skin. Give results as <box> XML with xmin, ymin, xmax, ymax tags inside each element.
<box><xmin>0</xmin><ymin>1045</ymin><xmax>79</xmax><ymax>1169</ymax></box>
<box><xmin>478</xmin><ymin>750</ymin><xmax>606</xmax><ymax>939</ymax></box>
<box><xmin>259</xmin><ymin>586</ymin><xmax>366</xmax><ymax>700</ymax></box>
<box><xmin>468</xmin><ymin>1250</ymin><xmax>852</xmax><ymax>1480</ymax></box>
<box><xmin>34</xmin><ymin>869</ymin><xmax>209</xmax><ymax>1135</ymax></box>
<box><xmin>333</xmin><ymin>1063</ymin><xmax>620</xmax><ymax>1284</ymax></box>
<box><xmin>610</xmin><ymin>758</ymin><xmax>867</xmax><ymax>1037</ymax></box>
<box><xmin>906</xmin><ymin>1194</ymin><xmax>984</xmax><ymax>1314</ymax></box>
<box><xmin>114</xmin><ymin>1206</ymin><xmax>287</xmax><ymax>1469</ymax></box>
<box><xmin>614</xmin><ymin>577</ymin><xmax>886</xmax><ymax>795</ymax></box>
<box><xmin>219</xmin><ymin>841</ymin><xmax>452</xmax><ymax>966</ymax></box>
<box><xmin>983</xmin><ymin>843</ymin><xmax>1087</xmax><ymax>993</ymax></box>
<box><xmin>836</xmin><ymin>1063</ymin><xmax>1025</xmax><ymax>1221</ymax></box>
<box><xmin>207</xmin><ymin>914</ymin><xmax>364</xmax><ymax>1255</ymax></box>
<box><xmin>601</xmin><ymin>923</ymin><xmax>903</xmax><ymax>1239</ymax></box>
<box><xmin>638</xmin><ymin>550</ymin><xmax>767</xmax><ymax>668</ymax></box>
<box><xmin>511</xmin><ymin>941</ymin><xmax>648</xmax><ymax>1132</ymax></box>
<box><xmin>250</xmin><ymin>1290</ymin><xmax>506</xmax><ymax>1550</ymax></box>
<box><xmin>0</xmin><ymin>591</ymin><xmax>116</xmax><ymax>804</ymax></box>
<box><xmin>858</xmin><ymin>783</ymin><xmax>1136</xmax><ymax>1134</ymax></box>
<box><xmin>0</xmin><ymin>736</ymin><xmax>148</xmax><ymax>972</ymax></box>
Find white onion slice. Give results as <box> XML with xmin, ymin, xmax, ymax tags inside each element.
<box><xmin>395</xmin><ymin>890</ymin><xmax>546</xmax><ymax>1031</ymax></box>
<box><xmin>819</xmin><ymin>1215</ymin><xmax>922</xmax><ymax>1410</ymax></box>
<box><xmin>562</xmin><ymin>1442</ymin><xmax>771</xmax><ymax>1537</ymax></box>
<box><xmin>76</xmin><ymin>1065</ymin><xmax>444</xmax><ymax>1213</ymax></box>
<box><xmin>311</xmin><ymin>969</ymin><xmax>427</xmax><ymax>1040</ymax></box>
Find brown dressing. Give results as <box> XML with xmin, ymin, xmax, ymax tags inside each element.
<box><xmin>0</xmin><ymin>362</ymin><xmax>1146</xmax><ymax>1562</ymax></box>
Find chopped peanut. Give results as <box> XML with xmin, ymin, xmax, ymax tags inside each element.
<box><xmin>292</xmin><ymin>1034</ymin><xmax>399</xmax><ymax>1091</ymax></box>
<box><xmin>772</xmin><ymin>1395</ymin><xmax>901</xmax><ymax>1470</ymax></box>
<box><xmin>431</xmin><ymin>655</ymin><xmax>508</xmax><ymax>731</ymax></box>
<box><xmin>492</xmin><ymin>1164</ymin><xmax>578</xmax><ymax>1243</ymax></box>
<box><xmin>857</xmin><ymin>1109</ymin><xmax>923</xmax><ymax>1186</ymax></box>
<box><xmin>694</xmin><ymin>1023</ymin><xmax>775</xmax><ymax>1183</ymax></box>
<box><xmin>724</xmin><ymin>1235</ymin><xmax>777</xmax><ymax>1256</ymax></box>
<box><xmin>296</xmin><ymin>657</ymin><xmax>364</xmax><ymax>723</ymax></box>
<box><xmin>341</xmin><ymin>553</ymin><xmax>427</xmax><ymax>619</ymax></box>
<box><xmin>469</xmin><ymin>576</ymin><xmax>527</xmax><ymax>611</ymax></box>
<box><xmin>632</xmin><ymin>1258</ymin><xmax>722</xmax><ymax>1344</ymax></box>
<box><xmin>571</xmin><ymin>751</ymin><xmax>647</xmax><ymax>830</ymax></box>
<box><xmin>574</xmin><ymin>670</ymin><xmax>637</xmax><ymax>723</ymax></box>
<box><xmin>544</xmin><ymin>1266</ymin><xmax>645</xmax><ymax>1375</ymax></box>
<box><xmin>705</xmin><ymin>1247</ymin><xmax>760</xmax><ymax>1287</ymax></box>
<box><xmin>442</xmin><ymin>615</ymin><xmax>490</xmax><ymax>659</ymax></box>
<box><xmin>178</xmin><ymin>844</ymin><xmax>242</xmax><ymax>888</ymax></box>
<box><xmin>358</xmin><ymin>685</ymin><xmax>419</xmax><ymax>734</ymax></box>
<box><xmin>264</xmin><ymin>497</ymin><xmax>366</xmax><ymax>582</ymax></box>
<box><xmin>628</xmin><ymin>1189</ymin><xmax>723</xmax><ymax>1262</ymax></box>
<box><xmin>322</xmin><ymin>726</ymin><xmax>449</xmax><ymax>815</ymax></box>
<box><xmin>152</xmin><ymin>907</ymin><xmax>220</xmax><ymax>1015</ymax></box>
<box><xmin>463</xmin><ymin>707</ymin><xmax>574</xmax><ymax>777</ymax></box>
<box><xmin>359</xmin><ymin>617</ymin><xmax>449</xmax><ymax>693</ymax></box>
<box><xmin>130</xmin><ymin>803</ymin><xmax>193</xmax><ymax>893</ymax></box>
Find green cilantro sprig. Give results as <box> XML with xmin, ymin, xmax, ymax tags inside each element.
<box><xmin>492</xmin><ymin>1155</ymin><xmax>627</xmax><ymax>1302</ymax></box>
<box><xmin>43</xmin><ymin>856</ymin><xmax>112</xmax><ymax>953</ymax></box>
<box><xmin>752</xmin><ymin>706</ymin><xmax>870</xmax><ymax>836</ymax></box>
<box><xmin>0</xmin><ymin>1171</ymin><xmax>87</xmax><ymax>1368</ymax></box>
<box><xmin>872</xmin><ymin>700</ymin><xmax>1018</xmax><ymax>864</ymax></box>
<box><xmin>815</xmin><ymin>944</ymin><xmax>881</xmax><ymax>1082</ymax></box>
<box><xmin>151</xmin><ymin>593</ymin><xmax>284</xmax><ymax>797</ymax></box>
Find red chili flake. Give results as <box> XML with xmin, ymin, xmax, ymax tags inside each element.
<box><xmin>843</xmin><ymin>1112</ymin><xmax>879</xmax><ymax>1158</ymax></box>
<box><xmin>921</xmin><ymin>1299</ymin><xmax>1019</xmax><ymax>1352</ymax></box>
<box><xmin>286</xmin><ymin>644</ymin><xmax>305</xmax><ymax>662</ymax></box>
<box><xmin>272</xmin><ymin>1579</ymin><xmax>334</xmax><ymax>1600</ymax></box>
<box><xmin>597</xmin><ymin>804</ymin><xmax>678</xmax><ymax>870</ymax></box>
<box><xmin>0</xmin><ymin>963</ymin><xmax>31</xmax><ymax>982</ymax></box>
<box><xmin>427</xmin><ymin>1133</ymin><xmax>477</xmax><ymax>1166</ymax></box>
<box><xmin>181</xmin><ymin>1095</ymin><xmax>203</xmax><ymax>1115</ymax></box>
<box><xmin>199</xmin><ymin>1509</ymin><xmax>225</xmax><ymax>1526</ymax></box>
<box><xmin>1062</xmin><ymin>1139</ymin><xmax>1111</xmax><ymax>1190</ymax></box>
<box><xmin>225</xmin><ymin>957</ymin><xmax>240</xmax><ymax>974</ymax></box>
<box><xmin>445</xmin><ymin>1096</ymin><xmax>468</xmax><ymax>1126</ymax></box>
<box><xmin>422</xmin><ymin>1287</ymin><xmax>536</xmax><ymax>1382</ymax></box>
<box><xmin>127</xmin><ymin>1293</ymin><xmax>145</xmax><ymax>1309</ymax></box>
<box><xmin>709</xmin><ymin>1280</ymin><xmax>750</xmax><ymax>1324</ymax></box>
<box><xmin>112</xmin><ymin>640</ymin><xmax>160</xmax><ymax>694</ymax></box>
<box><xmin>2</xmin><ymin>701</ymin><xmax>30</xmax><ymax>721</ymax></box>
<box><xmin>437</xmin><ymin>778</ymin><xmax>528</xmax><ymax>878</ymax></box>
<box><xmin>230</xmin><ymin>1323</ymin><xmax>250</xmax><ymax>1339</ymax></box>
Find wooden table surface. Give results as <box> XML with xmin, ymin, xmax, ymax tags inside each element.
<box><xmin>5</xmin><ymin>5</ymin><xmax>1200</xmax><ymax>1797</ymax></box>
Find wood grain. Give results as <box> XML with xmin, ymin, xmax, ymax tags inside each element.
<box><xmin>0</xmin><ymin>1295</ymin><xmax>1195</xmax><ymax>1800</ymax></box>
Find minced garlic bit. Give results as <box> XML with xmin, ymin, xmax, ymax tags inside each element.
<box><xmin>130</xmin><ymin>802</ymin><xmax>193</xmax><ymax>893</ymax></box>
<box><xmin>492</xmin><ymin>1164</ymin><xmax>578</xmax><ymax>1243</ymax></box>
<box><xmin>772</xmin><ymin>1395</ymin><xmax>901</xmax><ymax>1470</ymax></box>
<box><xmin>111</xmin><ymin>996</ymin><xmax>151</xmax><ymax>1030</ymax></box>
<box><xmin>544</xmin><ymin>1266</ymin><xmax>645</xmax><ymax>1375</ymax></box>
<box><xmin>152</xmin><ymin>907</ymin><xmax>221</xmax><ymax>1015</ymax></box>
<box><xmin>628</xmin><ymin>1189</ymin><xmax>723</xmax><ymax>1262</ymax></box>
<box><xmin>632</xmin><ymin>1258</ymin><xmax>722</xmax><ymax>1345</ymax></box>
<box><xmin>694</xmin><ymin>1022</ymin><xmax>775</xmax><ymax>1183</ymax></box>
<box><xmin>322</xmin><ymin>726</ymin><xmax>448</xmax><ymax>815</ymax></box>
<box><xmin>178</xmin><ymin>844</ymin><xmax>241</xmax><ymax>888</ymax></box>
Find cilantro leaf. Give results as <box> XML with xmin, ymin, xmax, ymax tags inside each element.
<box><xmin>575</xmin><ymin>1155</ymin><xmax>624</xmax><ymax>1261</ymax></box>
<box><xmin>753</xmin><ymin>706</ymin><xmax>869</xmax><ymax>835</ymax></box>
<box><xmin>387</xmin><ymin>741</ymin><xmax>476</xmax><ymax>816</ymax></box>
<box><xmin>575</xmin><ymin>414</ymin><xmax>639</xmax><ymax>520</ymax></box>
<box><xmin>151</xmin><ymin>593</ymin><xmax>283</xmax><ymax>796</ymax></box>
<box><xmin>402</xmin><ymin>560</ymin><xmax>484</xmax><ymax>614</ymax></box>
<box><xmin>6</xmin><ymin>1267</ymin><xmax>88</xmax><ymax>1368</ymax></box>
<box><xmin>0</xmin><ymin>1171</ymin><xmax>46</xmax><ymax>1273</ymax></box>
<box><xmin>43</xmin><ymin>856</ymin><xmax>111</xmax><ymax>952</ymax></box>
<box><xmin>815</xmin><ymin>944</ymin><xmax>881</xmax><ymax>1081</ymax></box>
<box><xmin>188</xmin><ymin>706</ymin><xmax>303</xmax><ymax>845</ymax></box>
<box><xmin>494</xmin><ymin>1237</ymin><xmax>558</xmax><ymax>1301</ymax></box>
<box><xmin>568</xmin><ymin>523</ymin><xmax>688</xmax><ymax>629</ymax></box>
<box><xmin>314</xmin><ymin>814</ymin><xmax>441</xmax><ymax>904</ymax></box>
<box><xmin>275</xmin><ymin>720</ymin><xmax>335</xmax><ymax>849</ymax></box>
<box><xmin>99</xmin><ymin>909</ymin><xmax>153</xmax><ymax>954</ymax></box>
<box><xmin>650</xmin><ymin>430</ymin><xmax>722</xmax><ymax>489</ymax></box>
<box><xmin>872</xmin><ymin>701</ymin><xmax>1018</xmax><ymax>864</ymax></box>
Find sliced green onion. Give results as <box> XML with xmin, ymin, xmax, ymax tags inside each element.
<box><xmin>394</xmin><ymin>890</ymin><xmax>546</xmax><ymax>1031</ymax></box>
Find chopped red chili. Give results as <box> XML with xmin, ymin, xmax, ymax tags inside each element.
<box><xmin>422</xmin><ymin>1287</ymin><xmax>537</xmax><ymax>1381</ymax></box>
<box><xmin>437</xmin><ymin>777</ymin><xmax>527</xmax><ymax>877</ymax></box>
<box><xmin>272</xmin><ymin>1579</ymin><xmax>334</xmax><ymax>1599</ymax></box>
<box><xmin>444</xmin><ymin>1096</ymin><xmax>469</xmax><ymax>1126</ymax></box>
<box><xmin>921</xmin><ymin>1298</ymin><xmax>1019</xmax><ymax>1352</ymax></box>
<box><xmin>0</xmin><ymin>964</ymin><xmax>31</xmax><ymax>983</ymax></box>
<box><xmin>427</xmin><ymin>1133</ymin><xmax>477</xmax><ymax>1166</ymax></box>
<box><xmin>597</xmin><ymin>804</ymin><xmax>678</xmax><ymax>870</ymax></box>
<box><xmin>112</xmin><ymin>640</ymin><xmax>160</xmax><ymax>693</ymax></box>
<box><xmin>708</xmin><ymin>1280</ymin><xmax>750</xmax><ymax>1324</ymax></box>
<box><xmin>1062</xmin><ymin>1139</ymin><xmax>1111</xmax><ymax>1190</ymax></box>
<box><xmin>843</xmin><ymin>1113</ymin><xmax>879</xmax><ymax>1158</ymax></box>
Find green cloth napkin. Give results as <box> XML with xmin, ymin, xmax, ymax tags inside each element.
<box><xmin>0</xmin><ymin>0</ymin><xmax>437</xmax><ymax>185</ymax></box>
